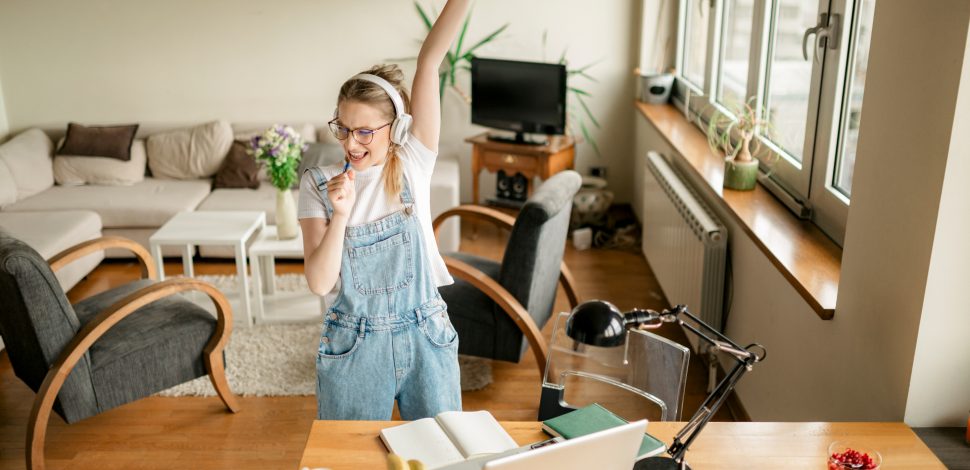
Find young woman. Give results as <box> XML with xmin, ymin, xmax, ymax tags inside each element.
<box><xmin>297</xmin><ymin>0</ymin><xmax>470</xmax><ymax>420</ymax></box>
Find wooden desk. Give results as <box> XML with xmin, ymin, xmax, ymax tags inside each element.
<box><xmin>467</xmin><ymin>133</ymin><xmax>575</xmax><ymax>205</ymax></box>
<box><xmin>300</xmin><ymin>420</ymin><xmax>946</xmax><ymax>469</ymax></box>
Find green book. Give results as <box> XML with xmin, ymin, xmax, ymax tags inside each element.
<box><xmin>541</xmin><ymin>403</ymin><xmax>667</xmax><ymax>460</ymax></box>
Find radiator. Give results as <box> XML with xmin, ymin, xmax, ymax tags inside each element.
<box><xmin>641</xmin><ymin>151</ymin><xmax>727</xmax><ymax>332</ymax></box>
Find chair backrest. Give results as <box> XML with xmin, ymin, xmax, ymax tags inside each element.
<box><xmin>626</xmin><ymin>328</ymin><xmax>690</xmax><ymax>421</ymax></box>
<box><xmin>496</xmin><ymin>170</ymin><xmax>581</xmax><ymax>360</ymax></box>
<box><xmin>0</xmin><ymin>231</ymin><xmax>98</xmax><ymax>422</ymax></box>
<box><xmin>539</xmin><ymin>313</ymin><xmax>690</xmax><ymax>422</ymax></box>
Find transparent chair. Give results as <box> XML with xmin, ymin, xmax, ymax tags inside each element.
<box><xmin>539</xmin><ymin>312</ymin><xmax>690</xmax><ymax>422</ymax></box>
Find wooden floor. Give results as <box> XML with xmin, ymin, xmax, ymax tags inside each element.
<box><xmin>0</xmin><ymin>217</ymin><xmax>733</xmax><ymax>469</ymax></box>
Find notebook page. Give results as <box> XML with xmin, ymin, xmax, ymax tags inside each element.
<box><xmin>380</xmin><ymin>418</ymin><xmax>465</xmax><ymax>469</ymax></box>
<box><xmin>435</xmin><ymin>410</ymin><xmax>518</xmax><ymax>458</ymax></box>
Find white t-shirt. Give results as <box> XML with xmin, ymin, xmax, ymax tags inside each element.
<box><xmin>298</xmin><ymin>133</ymin><xmax>455</xmax><ymax>302</ymax></box>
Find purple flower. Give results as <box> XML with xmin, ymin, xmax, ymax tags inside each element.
<box><xmin>269</xmin><ymin>146</ymin><xmax>279</xmax><ymax>156</ymax></box>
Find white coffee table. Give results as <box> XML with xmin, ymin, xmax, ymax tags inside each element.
<box><xmin>250</xmin><ymin>225</ymin><xmax>326</xmax><ymax>324</ymax></box>
<box><xmin>149</xmin><ymin>211</ymin><xmax>266</xmax><ymax>326</ymax></box>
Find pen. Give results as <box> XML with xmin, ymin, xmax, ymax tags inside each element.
<box><xmin>343</xmin><ymin>161</ymin><xmax>350</xmax><ymax>174</ymax></box>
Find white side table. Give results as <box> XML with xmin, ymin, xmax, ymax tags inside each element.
<box><xmin>250</xmin><ymin>225</ymin><xmax>326</xmax><ymax>324</ymax></box>
<box><xmin>149</xmin><ymin>211</ymin><xmax>265</xmax><ymax>327</ymax></box>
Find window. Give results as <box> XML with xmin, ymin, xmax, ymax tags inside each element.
<box><xmin>763</xmin><ymin>0</ymin><xmax>818</xmax><ymax>163</ymax></box>
<box><xmin>672</xmin><ymin>0</ymin><xmax>878</xmax><ymax>245</ymax></box>
<box><xmin>683</xmin><ymin>0</ymin><xmax>713</xmax><ymax>90</ymax></box>
<box><xmin>716</xmin><ymin>0</ymin><xmax>755</xmax><ymax>110</ymax></box>
<box><xmin>832</xmin><ymin>0</ymin><xmax>875</xmax><ymax>197</ymax></box>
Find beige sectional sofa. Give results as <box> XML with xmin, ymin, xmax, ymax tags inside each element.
<box><xmin>0</xmin><ymin>122</ymin><xmax>460</xmax><ymax>292</ymax></box>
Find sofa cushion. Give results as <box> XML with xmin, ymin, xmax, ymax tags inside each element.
<box><xmin>4</xmin><ymin>178</ymin><xmax>211</xmax><ymax>228</ymax></box>
<box><xmin>430</xmin><ymin>159</ymin><xmax>460</xmax><ymax>253</ymax></box>
<box><xmin>0</xmin><ymin>128</ymin><xmax>55</xmax><ymax>200</ymax></box>
<box><xmin>288</xmin><ymin>141</ymin><xmax>345</xmax><ymax>190</ymax></box>
<box><xmin>147</xmin><ymin>120</ymin><xmax>232</xmax><ymax>179</ymax></box>
<box><xmin>0</xmin><ymin>160</ymin><xmax>16</xmax><ymax>208</ymax></box>
<box><xmin>0</xmin><ymin>210</ymin><xmax>103</xmax><ymax>292</ymax></box>
<box><xmin>298</xmin><ymin>142</ymin><xmax>345</xmax><ymax>179</ymax></box>
<box><xmin>212</xmin><ymin>141</ymin><xmax>260</xmax><ymax>189</ymax></box>
<box><xmin>197</xmin><ymin>186</ymin><xmax>297</xmax><ymax>226</ymax></box>
<box><xmin>53</xmin><ymin>139</ymin><xmax>147</xmax><ymax>186</ymax></box>
<box><xmin>57</xmin><ymin>122</ymin><xmax>139</xmax><ymax>161</ymax></box>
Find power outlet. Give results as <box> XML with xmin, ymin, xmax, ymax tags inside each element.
<box><xmin>590</xmin><ymin>166</ymin><xmax>607</xmax><ymax>178</ymax></box>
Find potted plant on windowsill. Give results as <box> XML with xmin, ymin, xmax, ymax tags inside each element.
<box><xmin>249</xmin><ymin>125</ymin><xmax>307</xmax><ymax>239</ymax></box>
<box><xmin>707</xmin><ymin>100</ymin><xmax>775</xmax><ymax>191</ymax></box>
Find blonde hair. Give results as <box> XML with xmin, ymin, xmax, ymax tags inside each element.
<box><xmin>338</xmin><ymin>64</ymin><xmax>410</xmax><ymax>200</ymax></box>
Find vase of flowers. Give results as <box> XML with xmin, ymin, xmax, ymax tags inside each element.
<box><xmin>249</xmin><ymin>124</ymin><xmax>307</xmax><ymax>239</ymax></box>
<box><xmin>707</xmin><ymin>99</ymin><xmax>775</xmax><ymax>191</ymax></box>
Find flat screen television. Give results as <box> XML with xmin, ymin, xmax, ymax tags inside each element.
<box><xmin>471</xmin><ymin>57</ymin><xmax>567</xmax><ymax>145</ymax></box>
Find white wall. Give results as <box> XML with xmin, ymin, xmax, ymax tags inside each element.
<box><xmin>0</xmin><ymin>73</ymin><xmax>8</xmax><ymax>140</ymax></box>
<box><xmin>0</xmin><ymin>0</ymin><xmax>640</xmax><ymax>203</ymax></box>
<box><xmin>637</xmin><ymin>1</ymin><xmax>970</xmax><ymax>424</ymax></box>
<box><xmin>903</xmin><ymin>22</ymin><xmax>970</xmax><ymax>427</ymax></box>
<box><xmin>836</xmin><ymin>0</ymin><xmax>970</xmax><ymax>425</ymax></box>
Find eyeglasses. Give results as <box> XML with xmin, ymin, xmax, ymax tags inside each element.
<box><xmin>328</xmin><ymin>119</ymin><xmax>392</xmax><ymax>145</ymax></box>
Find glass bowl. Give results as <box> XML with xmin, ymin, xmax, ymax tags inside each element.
<box><xmin>827</xmin><ymin>441</ymin><xmax>882</xmax><ymax>469</ymax></box>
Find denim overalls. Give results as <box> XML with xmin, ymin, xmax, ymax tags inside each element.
<box><xmin>306</xmin><ymin>167</ymin><xmax>462</xmax><ymax>420</ymax></box>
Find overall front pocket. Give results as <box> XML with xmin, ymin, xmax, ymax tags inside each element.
<box><xmin>420</xmin><ymin>309</ymin><xmax>459</xmax><ymax>348</ymax></box>
<box><xmin>318</xmin><ymin>321</ymin><xmax>362</xmax><ymax>359</ymax></box>
<box><xmin>348</xmin><ymin>231</ymin><xmax>415</xmax><ymax>295</ymax></box>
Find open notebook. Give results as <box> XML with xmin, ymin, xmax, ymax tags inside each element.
<box><xmin>380</xmin><ymin>410</ymin><xmax>519</xmax><ymax>469</ymax></box>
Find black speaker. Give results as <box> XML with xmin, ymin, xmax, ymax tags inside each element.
<box><xmin>496</xmin><ymin>170</ymin><xmax>513</xmax><ymax>199</ymax></box>
<box><xmin>510</xmin><ymin>172</ymin><xmax>528</xmax><ymax>201</ymax></box>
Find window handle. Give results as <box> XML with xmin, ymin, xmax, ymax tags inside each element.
<box><xmin>802</xmin><ymin>14</ymin><xmax>826</xmax><ymax>61</ymax></box>
<box><xmin>802</xmin><ymin>13</ymin><xmax>842</xmax><ymax>63</ymax></box>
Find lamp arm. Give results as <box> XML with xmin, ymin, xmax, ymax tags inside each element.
<box><xmin>668</xmin><ymin>357</ymin><xmax>750</xmax><ymax>462</ymax></box>
<box><xmin>673</xmin><ymin>305</ymin><xmax>752</xmax><ymax>360</ymax></box>
<box><xmin>632</xmin><ymin>305</ymin><xmax>765</xmax><ymax>466</ymax></box>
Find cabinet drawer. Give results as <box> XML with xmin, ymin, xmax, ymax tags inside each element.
<box><xmin>482</xmin><ymin>151</ymin><xmax>536</xmax><ymax>172</ymax></box>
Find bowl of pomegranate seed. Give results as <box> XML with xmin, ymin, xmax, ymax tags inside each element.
<box><xmin>827</xmin><ymin>441</ymin><xmax>882</xmax><ymax>469</ymax></box>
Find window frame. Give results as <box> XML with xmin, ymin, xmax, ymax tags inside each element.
<box><xmin>670</xmin><ymin>0</ymin><xmax>872</xmax><ymax>246</ymax></box>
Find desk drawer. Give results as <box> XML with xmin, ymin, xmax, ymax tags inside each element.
<box><xmin>482</xmin><ymin>151</ymin><xmax>536</xmax><ymax>172</ymax></box>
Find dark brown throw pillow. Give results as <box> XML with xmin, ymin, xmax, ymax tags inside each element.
<box><xmin>213</xmin><ymin>141</ymin><xmax>261</xmax><ymax>189</ymax></box>
<box><xmin>57</xmin><ymin>122</ymin><xmax>139</xmax><ymax>161</ymax></box>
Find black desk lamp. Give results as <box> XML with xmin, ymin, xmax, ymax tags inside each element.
<box><xmin>566</xmin><ymin>300</ymin><xmax>766</xmax><ymax>470</ymax></box>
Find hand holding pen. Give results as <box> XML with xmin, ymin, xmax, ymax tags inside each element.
<box><xmin>326</xmin><ymin>160</ymin><xmax>356</xmax><ymax>218</ymax></box>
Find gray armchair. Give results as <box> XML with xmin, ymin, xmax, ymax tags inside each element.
<box><xmin>433</xmin><ymin>170</ymin><xmax>582</xmax><ymax>376</ymax></box>
<box><xmin>0</xmin><ymin>231</ymin><xmax>239</xmax><ymax>470</ymax></box>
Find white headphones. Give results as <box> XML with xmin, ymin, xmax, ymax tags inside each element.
<box><xmin>333</xmin><ymin>73</ymin><xmax>412</xmax><ymax>145</ymax></box>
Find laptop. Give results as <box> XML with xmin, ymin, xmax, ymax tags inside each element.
<box><xmin>482</xmin><ymin>420</ymin><xmax>647</xmax><ymax>470</ymax></box>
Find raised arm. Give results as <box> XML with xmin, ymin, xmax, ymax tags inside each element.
<box><xmin>410</xmin><ymin>0</ymin><xmax>471</xmax><ymax>152</ymax></box>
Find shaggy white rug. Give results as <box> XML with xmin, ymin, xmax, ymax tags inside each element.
<box><xmin>156</xmin><ymin>274</ymin><xmax>492</xmax><ymax>397</ymax></box>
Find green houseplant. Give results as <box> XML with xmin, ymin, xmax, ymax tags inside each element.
<box><xmin>544</xmin><ymin>31</ymin><xmax>603</xmax><ymax>158</ymax></box>
<box><xmin>413</xmin><ymin>1</ymin><xmax>509</xmax><ymax>103</ymax></box>
<box><xmin>706</xmin><ymin>100</ymin><xmax>774</xmax><ymax>191</ymax></box>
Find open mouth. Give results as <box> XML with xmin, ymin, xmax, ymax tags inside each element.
<box><xmin>348</xmin><ymin>151</ymin><xmax>368</xmax><ymax>163</ymax></box>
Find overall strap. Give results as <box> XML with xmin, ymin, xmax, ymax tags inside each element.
<box><xmin>305</xmin><ymin>167</ymin><xmax>335</xmax><ymax>219</ymax></box>
<box><xmin>399</xmin><ymin>173</ymin><xmax>414</xmax><ymax>206</ymax></box>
